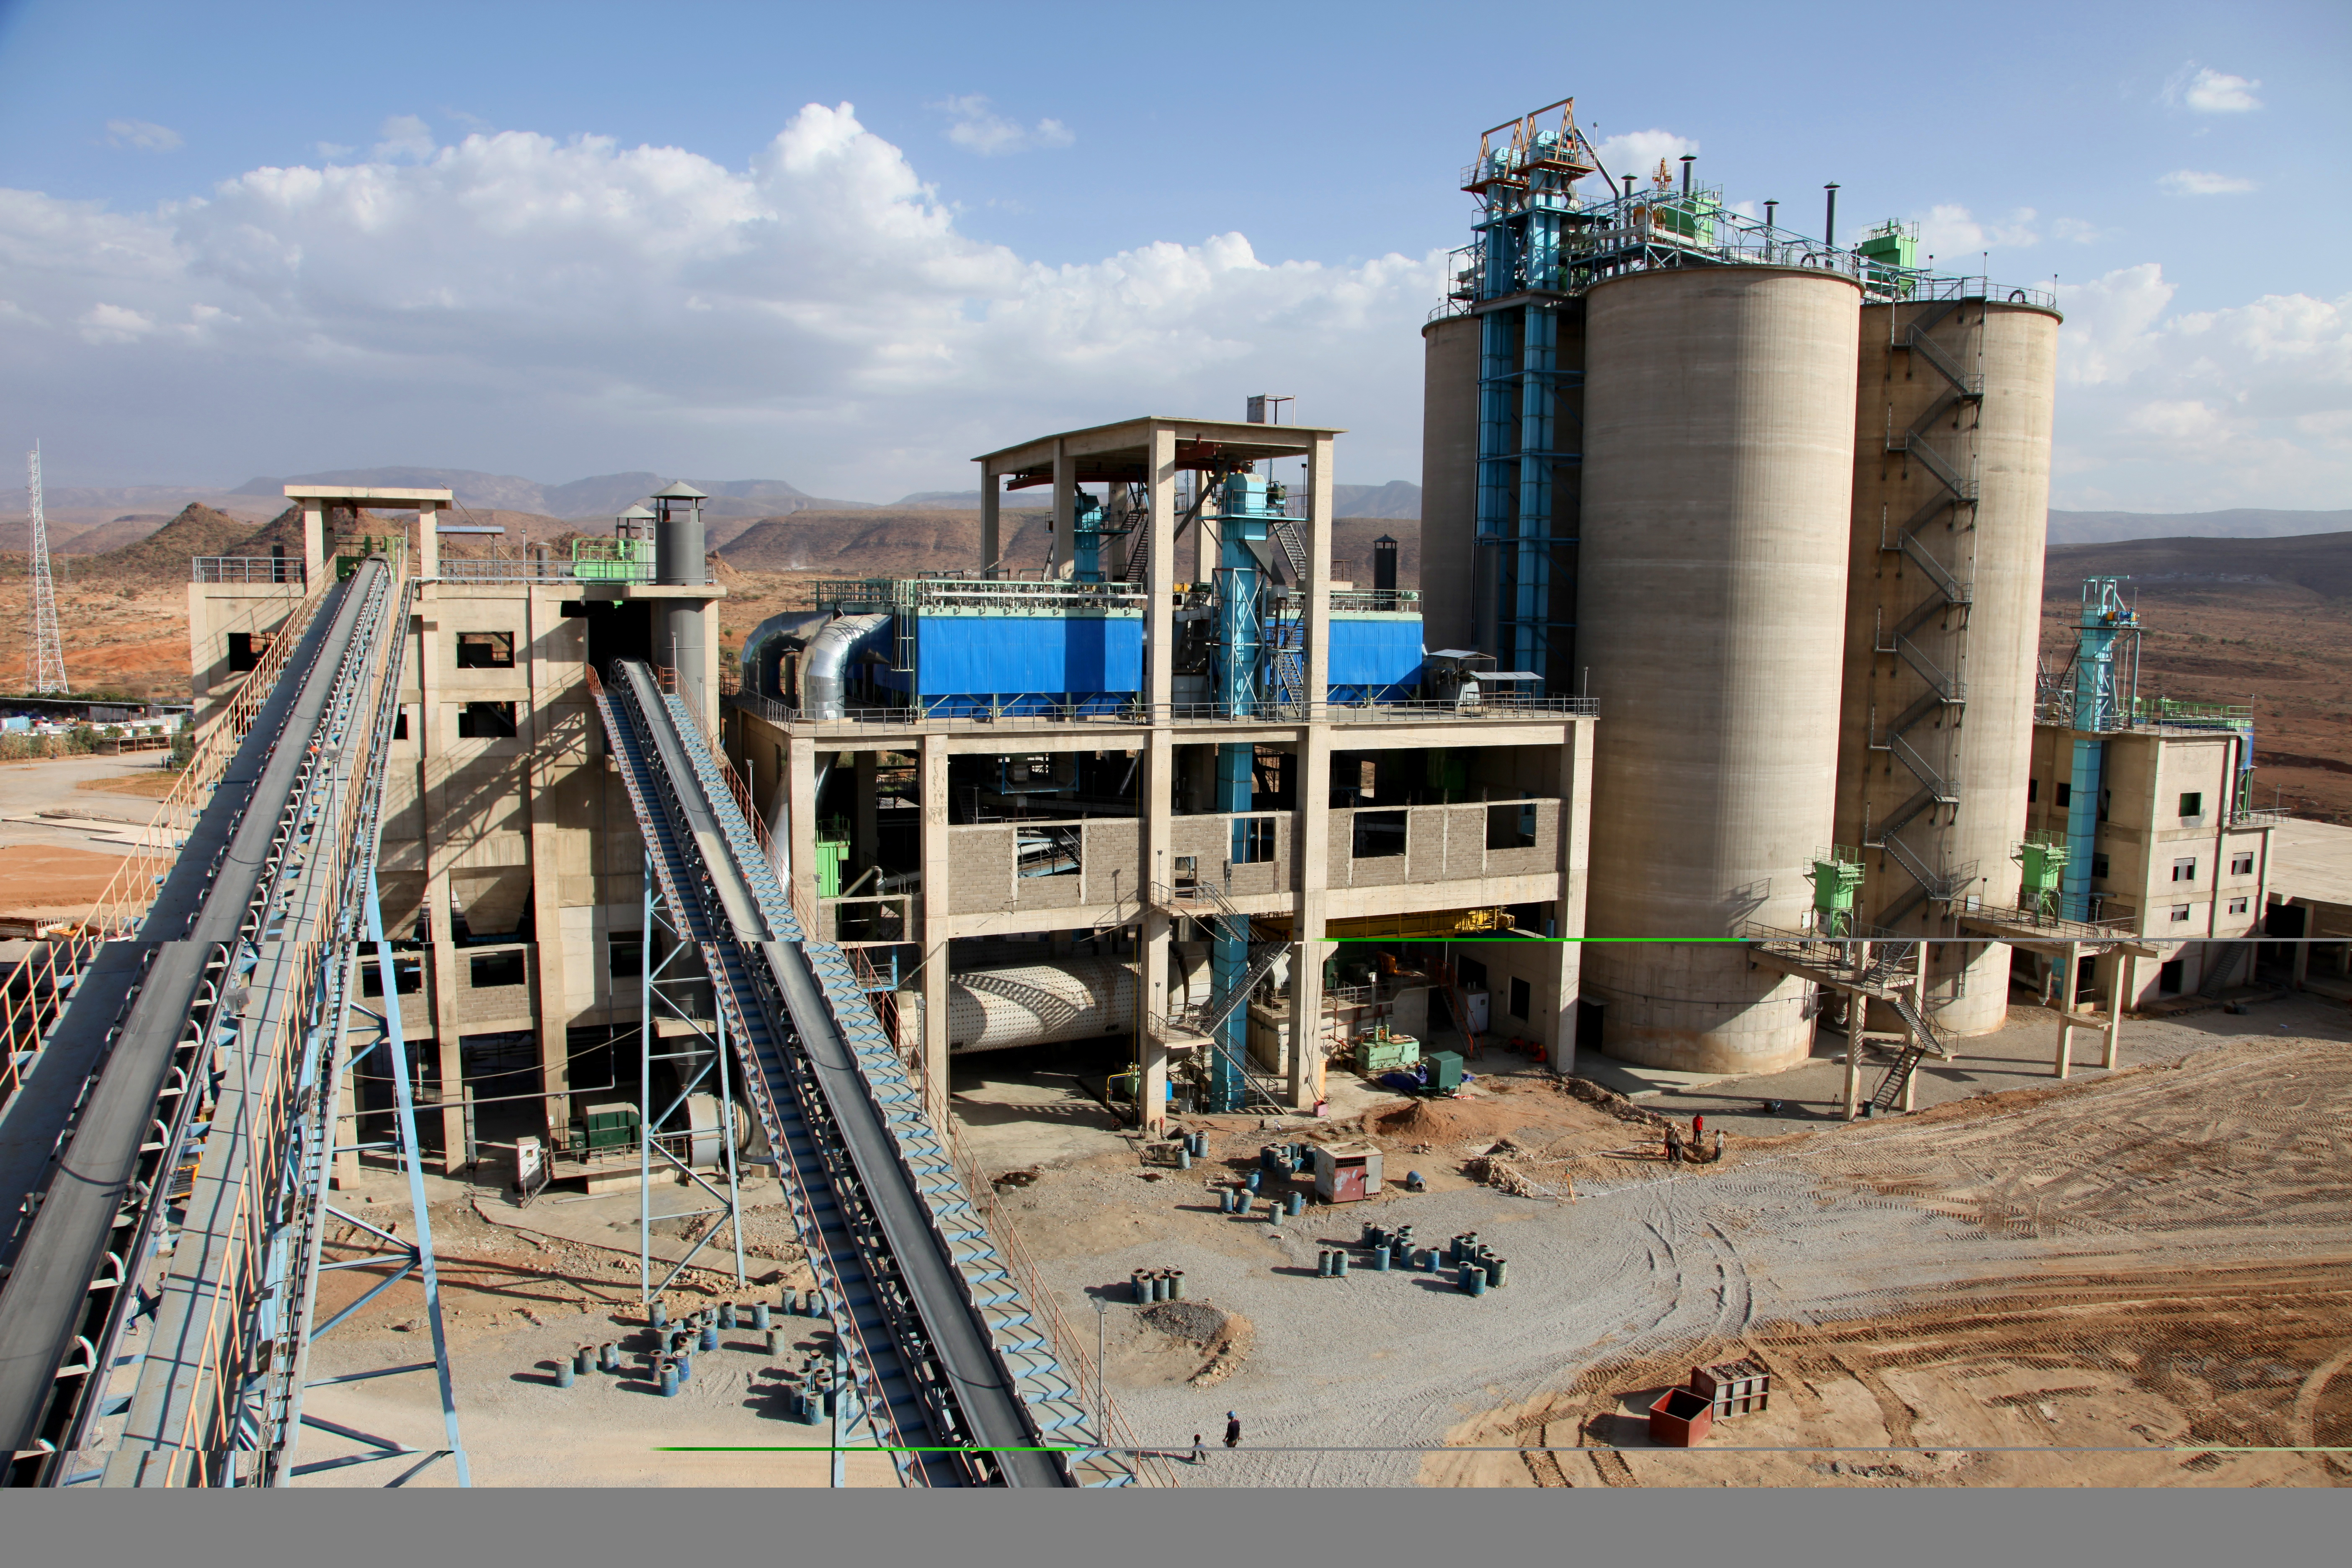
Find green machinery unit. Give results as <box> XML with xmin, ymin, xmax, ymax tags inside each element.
<box><xmin>1857</xmin><ymin>221</ymin><xmax>1920</xmax><ymax>294</ymax></box>
<box><xmin>1805</xmin><ymin>846</ymin><xmax>1865</xmax><ymax>936</ymax></box>
<box><xmin>815</xmin><ymin>825</ymin><xmax>851</xmax><ymax>898</ymax></box>
<box><xmin>571</xmin><ymin>534</ymin><xmax>654</xmax><ymax>583</ymax></box>
<box><xmin>2013</xmin><ymin>830</ymin><xmax>2069</xmax><ymax>919</ymax></box>
<box><xmin>573</xmin><ymin>1101</ymin><xmax>640</xmax><ymax>1155</ymax></box>
<box><xmin>1423</xmin><ymin>1050</ymin><xmax>1465</xmax><ymax>1094</ymax></box>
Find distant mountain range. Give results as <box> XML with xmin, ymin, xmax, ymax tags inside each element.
<box><xmin>2047</xmin><ymin>508</ymin><xmax>2352</xmax><ymax>545</ymax></box>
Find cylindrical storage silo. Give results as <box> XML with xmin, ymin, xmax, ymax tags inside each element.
<box><xmin>1577</xmin><ymin>266</ymin><xmax>1863</xmax><ymax>1074</ymax></box>
<box><xmin>1417</xmin><ymin>313</ymin><xmax>1481</xmax><ymax>655</ymax></box>
<box><xmin>895</xmin><ymin>958</ymin><xmax>1140</xmax><ymax>1055</ymax></box>
<box><xmin>1834</xmin><ymin>299</ymin><xmax>2060</xmax><ymax>1034</ymax></box>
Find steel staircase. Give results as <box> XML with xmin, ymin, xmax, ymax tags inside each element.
<box><xmin>2197</xmin><ymin>941</ymin><xmax>2250</xmax><ymax>998</ymax></box>
<box><xmin>1153</xmin><ymin>880</ymin><xmax>1292</xmax><ymax>1113</ymax></box>
<box><xmin>1870</xmin><ymin>988</ymin><xmax>1952</xmax><ymax>1110</ymax></box>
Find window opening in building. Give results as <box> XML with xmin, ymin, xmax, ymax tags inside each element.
<box><xmin>1233</xmin><ymin>817</ymin><xmax>1275</xmax><ymax>864</ymax></box>
<box><xmin>1509</xmin><ymin>976</ymin><xmax>1531</xmax><ymax>1021</ymax></box>
<box><xmin>2027</xmin><ymin>778</ymin><xmax>2038</xmax><ymax>803</ymax></box>
<box><xmin>470</xmin><ymin>950</ymin><xmax>526</xmax><ymax>988</ymax></box>
<box><xmin>457</xmin><ymin>700</ymin><xmax>518</xmax><ymax>738</ymax></box>
<box><xmin>2228</xmin><ymin>897</ymin><xmax>2249</xmax><ymax>915</ymax></box>
<box><xmin>2172</xmin><ymin>858</ymin><xmax>2196</xmax><ymax>883</ymax></box>
<box><xmin>609</xmin><ymin>936</ymin><xmax>643</xmax><ymax>977</ymax></box>
<box><xmin>2055</xmin><ymin>782</ymin><xmax>2071</xmax><ymax>808</ymax></box>
<box><xmin>1351</xmin><ymin>810</ymin><xmax>1406</xmax><ymax>859</ymax></box>
<box><xmin>1486</xmin><ymin>800</ymin><xmax>1537</xmax><ymax>850</ymax></box>
<box><xmin>2091</xmin><ymin>853</ymin><xmax>2110</xmax><ymax>880</ymax></box>
<box><xmin>2169</xmin><ymin>905</ymin><xmax>2191</xmax><ymax>923</ymax></box>
<box><xmin>393</xmin><ymin>707</ymin><xmax>410</xmax><ymax>741</ymax></box>
<box><xmin>456</xmin><ymin>631</ymin><xmax>515</xmax><ymax>669</ymax></box>
<box><xmin>2179</xmin><ymin>792</ymin><xmax>2202</xmax><ymax>820</ymax></box>
<box><xmin>359</xmin><ymin>952</ymin><xmax>423</xmax><ymax>997</ymax></box>
<box><xmin>2158</xmin><ymin>959</ymin><xmax>2184</xmax><ymax>994</ymax></box>
<box><xmin>227</xmin><ymin>632</ymin><xmax>262</xmax><ymax>673</ymax></box>
<box><xmin>2231</xmin><ymin>853</ymin><xmax>2254</xmax><ymax>876</ymax></box>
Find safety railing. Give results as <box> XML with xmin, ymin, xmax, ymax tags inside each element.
<box><xmin>0</xmin><ymin>575</ymin><xmax>334</xmax><ymax>1113</ymax></box>
<box><xmin>1959</xmin><ymin>903</ymin><xmax>2138</xmax><ymax>940</ymax></box>
<box><xmin>728</xmin><ymin>691</ymin><xmax>1598</xmax><ymax>731</ymax></box>
<box><xmin>191</xmin><ymin>558</ymin><xmax>306</xmax><ymax>585</ymax></box>
<box><xmin>429</xmin><ymin>557</ymin><xmax>663</xmax><ymax>584</ymax></box>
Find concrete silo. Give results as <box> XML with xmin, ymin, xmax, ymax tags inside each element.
<box><xmin>1418</xmin><ymin>313</ymin><xmax>1482</xmax><ymax>654</ymax></box>
<box><xmin>1577</xmin><ymin>267</ymin><xmax>1864</xmax><ymax>1074</ymax></box>
<box><xmin>1834</xmin><ymin>297</ymin><xmax>2061</xmax><ymax>1034</ymax></box>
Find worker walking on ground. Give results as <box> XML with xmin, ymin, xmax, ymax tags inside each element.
<box><xmin>1225</xmin><ymin>1411</ymin><xmax>1242</xmax><ymax>1449</ymax></box>
<box><xmin>1191</xmin><ymin>1433</ymin><xmax>1206</xmax><ymax>1465</ymax></box>
<box><xmin>1692</xmin><ymin>1113</ymin><xmax>1705</xmax><ymax>1142</ymax></box>
<box><xmin>1664</xmin><ymin>1123</ymin><xmax>1684</xmax><ymax>1164</ymax></box>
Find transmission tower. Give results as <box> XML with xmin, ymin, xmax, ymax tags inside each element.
<box><xmin>26</xmin><ymin>441</ymin><xmax>68</xmax><ymax>694</ymax></box>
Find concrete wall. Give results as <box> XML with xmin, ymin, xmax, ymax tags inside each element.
<box><xmin>1577</xmin><ymin>267</ymin><xmax>1862</xmax><ymax>1074</ymax></box>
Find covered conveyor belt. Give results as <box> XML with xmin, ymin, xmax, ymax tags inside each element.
<box><xmin>590</xmin><ymin>660</ymin><xmax>1122</xmax><ymax>1487</ymax></box>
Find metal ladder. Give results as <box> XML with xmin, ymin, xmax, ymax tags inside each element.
<box><xmin>1155</xmin><ymin>880</ymin><xmax>1293</xmax><ymax>1112</ymax></box>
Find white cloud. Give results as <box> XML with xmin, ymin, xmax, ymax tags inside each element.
<box><xmin>104</xmin><ymin>119</ymin><xmax>182</xmax><ymax>152</ymax></box>
<box><xmin>2047</xmin><ymin>216</ymin><xmax>2110</xmax><ymax>245</ymax></box>
<box><xmin>1586</xmin><ymin>129</ymin><xmax>1696</xmax><ymax>190</ymax></box>
<box><xmin>316</xmin><ymin>142</ymin><xmax>356</xmax><ymax>160</ymax></box>
<box><xmin>2052</xmin><ymin>263</ymin><xmax>2352</xmax><ymax>508</ymax></box>
<box><xmin>2169</xmin><ymin>66</ymin><xmax>2263</xmax><ymax>113</ymax></box>
<box><xmin>2159</xmin><ymin>169</ymin><xmax>2257</xmax><ymax>196</ymax></box>
<box><xmin>372</xmin><ymin>114</ymin><xmax>436</xmax><ymax>162</ymax></box>
<box><xmin>934</xmin><ymin>95</ymin><xmax>1073</xmax><ymax>157</ymax></box>
<box><xmin>0</xmin><ymin>103</ymin><xmax>1441</xmax><ymax>495</ymax></box>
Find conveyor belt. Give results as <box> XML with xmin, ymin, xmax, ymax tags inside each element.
<box><xmin>0</xmin><ymin>566</ymin><xmax>384</xmax><ymax>1483</ymax></box>
<box><xmin>592</xmin><ymin>661</ymin><xmax>1112</xmax><ymax>1487</ymax></box>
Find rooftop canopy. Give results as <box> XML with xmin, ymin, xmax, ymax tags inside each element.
<box><xmin>975</xmin><ymin>415</ymin><xmax>1346</xmax><ymax>491</ymax></box>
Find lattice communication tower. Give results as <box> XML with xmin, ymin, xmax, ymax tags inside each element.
<box><xmin>26</xmin><ymin>441</ymin><xmax>68</xmax><ymax>694</ymax></box>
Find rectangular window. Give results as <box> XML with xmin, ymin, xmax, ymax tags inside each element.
<box><xmin>1233</xmin><ymin>817</ymin><xmax>1275</xmax><ymax>864</ymax></box>
<box><xmin>1508</xmin><ymin>976</ymin><xmax>1532</xmax><ymax>1021</ymax></box>
<box><xmin>2231</xmin><ymin>853</ymin><xmax>2254</xmax><ymax>876</ymax></box>
<box><xmin>358</xmin><ymin>952</ymin><xmax>423</xmax><ymax>997</ymax></box>
<box><xmin>456</xmin><ymin>700</ymin><xmax>517</xmax><ymax>739</ymax></box>
<box><xmin>456</xmin><ymin>631</ymin><xmax>515</xmax><ymax>669</ymax></box>
<box><xmin>1351</xmin><ymin>810</ymin><xmax>1407</xmax><ymax>859</ymax></box>
<box><xmin>2172</xmin><ymin>857</ymin><xmax>2197</xmax><ymax>883</ymax></box>
<box><xmin>1486</xmin><ymin>801</ymin><xmax>1537</xmax><ymax>850</ymax></box>
<box><xmin>609</xmin><ymin>936</ymin><xmax>643</xmax><ymax>978</ymax></box>
<box><xmin>2027</xmin><ymin>777</ymin><xmax>2039</xmax><ymax>803</ymax></box>
<box><xmin>2169</xmin><ymin>905</ymin><xmax>2191</xmax><ymax>923</ymax></box>
<box><xmin>2158</xmin><ymin>959</ymin><xmax>2184</xmax><ymax>994</ymax></box>
<box><xmin>469</xmin><ymin>950</ymin><xmax>526</xmax><ymax>988</ymax></box>
<box><xmin>2179</xmin><ymin>791</ymin><xmax>2203</xmax><ymax>820</ymax></box>
<box><xmin>393</xmin><ymin>707</ymin><xmax>410</xmax><ymax>741</ymax></box>
<box><xmin>2055</xmin><ymin>781</ymin><xmax>2072</xmax><ymax>808</ymax></box>
<box><xmin>226</xmin><ymin>632</ymin><xmax>262</xmax><ymax>673</ymax></box>
<box><xmin>2228</xmin><ymin>897</ymin><xmax>2250</xmax><ymax>915</ymax></box>
<box><xmin>2092</xmin><ymin>852</ymin><xmax>2110</xmax><ymax>880</ymax></box>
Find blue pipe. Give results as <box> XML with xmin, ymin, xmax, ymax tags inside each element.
<box><xmin>2061</xmin><ymin>738</ymin><xmax>2103</xmax><ymax>921</ymax></box>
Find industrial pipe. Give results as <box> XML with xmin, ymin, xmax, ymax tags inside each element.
<box><xmin>895</xmin><ymin>958</ymin><xmax>1141</xmax><ymax>1056</ymax></box>
<box><xmin>740</xmin><ymin>609</ymin><xmax>834</xmax><ymax>705</ymax></box>
<box><xmin>802</xmin><ymin>613</ymin><xmax>892</xmax><ymax>721</ymax></box>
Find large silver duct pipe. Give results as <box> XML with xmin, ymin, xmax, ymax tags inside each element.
<box><xmin>803</xmin><ymin>613</ymin><xmax>893</xmax><ymax>721</ymax></box>
<box><xmin>741</xmin><ymin>609</ymin><xmax>834</xmax><ymax>705</ymax></box>
<box><xmin>896</xmin><ymin>959</ymin><xmax>1141</xmax><ymax>1056</ymax></box>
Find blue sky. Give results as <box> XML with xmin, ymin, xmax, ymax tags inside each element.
<box><xmin>0</xmin><ymin>0</ymin><xmax>2345</xmax><ymax>508</ymax></box>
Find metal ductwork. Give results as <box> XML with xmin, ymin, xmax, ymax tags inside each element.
<box><xmin>803</xmin><ymin>613</ymin><xmax>893</xmax><ymax>720</ymax></box>
<box><xmin>740</xmin><ymin>608</ymin><xmax>834</xmax><ymax>705</ymax></box>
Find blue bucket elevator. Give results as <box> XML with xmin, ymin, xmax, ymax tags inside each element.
<box><xmin>2059</xmin><ymin>579</ymin><xmax>2138</xmax><ymax>919</ymax></box>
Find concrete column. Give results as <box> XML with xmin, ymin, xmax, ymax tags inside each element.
<box><xmin>918</xmin><ymin>736</ymin><xmax>951</xmax><ymax>1121</ymax></box>
<box><xmin>1551</xmin><ymin>720</ymin><xmax>1594</xmax><ymax>1072</ymax></box>
<box><xmin>2103</xmin><ymin>949</ymin><xmax>2129</xmax><ymax>1069</ymax></box>
<box><xmin>525</xmin><ymin>587</ymin><xmax>572</xmax><ymax>1148</ymax></box>
<box><xmin>2293</xmin><ymin>934</ymin><xmax>2310</xmax><ymax>990</ymax></box>
<box><xmin>1050</xmin><ymin>439</ymin><xmax>1073</xmax><ymax>581</ymax></box>
<box><xmin>1144</xmin><ymin>427</ymin><xmax>1176</xmax><ymax>714</ymax></box>
<box><xmin>1140</xmin><ymin>726</ymin><xmax>1176</xmax><ymax>1133</ymax></box>
<box><xmin>1291</xmin><ymin>722</ymin><xmax>1332</xmax><ymax>1110</ymax></box>
<box><xmin>853</xmin><ymin>751</ymin><xmax>878</xmax><ymax>874</ymax></box>
<box><xmin>301</xmin><ymin>499</ymin><xmax>328</xmax><ymax>587</ymax></box>
<box><xmin>786</xmin><ymin>736</ymin><xmax>819</xmax><ymax>923</ymax></box>
<box><xmin>1843</xmin><ymin>941</ymin><xmax>1867</xmax><ymax>1120</ymax></box>
<box><xmin>415</xmin><ymin>502</ymin><xmax>439</xmax><ymax>579</ymax></box>
<box><xmin>980</xmin><ymin>462</ymin><xmax>1000</xmax><ymax>579</ymax></box>
<box><xmin>1303</xmin><ymin>435</ymin><xmax>1334</xmax><ymax>712</ymax></box>
<box><xmin>2057</xmin><ymin>939</ymin><xmax>2081</xmax><ymax>1078</ymax></box>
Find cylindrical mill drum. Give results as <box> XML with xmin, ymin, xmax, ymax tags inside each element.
<box><xmin>1835</xmin><ymin>299</ymin><xmax>2060</xmax><ymax>1035</ymax></box>
<box><xmin>1577</xmin><ymin>266</ymin><xmax>1863</xmax><ymax>1074</ymax></box>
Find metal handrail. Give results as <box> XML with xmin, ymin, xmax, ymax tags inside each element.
<box><xmin>191</xmin><ymin>558</ymin><xmax>307</xmax><ymax>585</ymax></box>
<box><xmin>429</xmin><ymin>559</ymin><xmax>663</xmax><ymax>584</ymax></box>
<box><xmin>728</xmin><ymin>692</ymin><xmax>1598</xmax><ymax>730</ymax></box>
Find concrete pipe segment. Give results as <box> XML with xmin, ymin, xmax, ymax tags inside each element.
<box><xmin>1835</xmin><ymin>299</ymin><xmax>2062</xmax><ymax>1036</ymax></box>
<box><xmin>1577</xmin><ymin>266</ymin><xmax>1864</xmax><ymax>1075</ymax></box>
<box><xmin>894</xmin><ymin>957</ymin><xmax>1140</xmax><ymax>1055</ymax></box>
